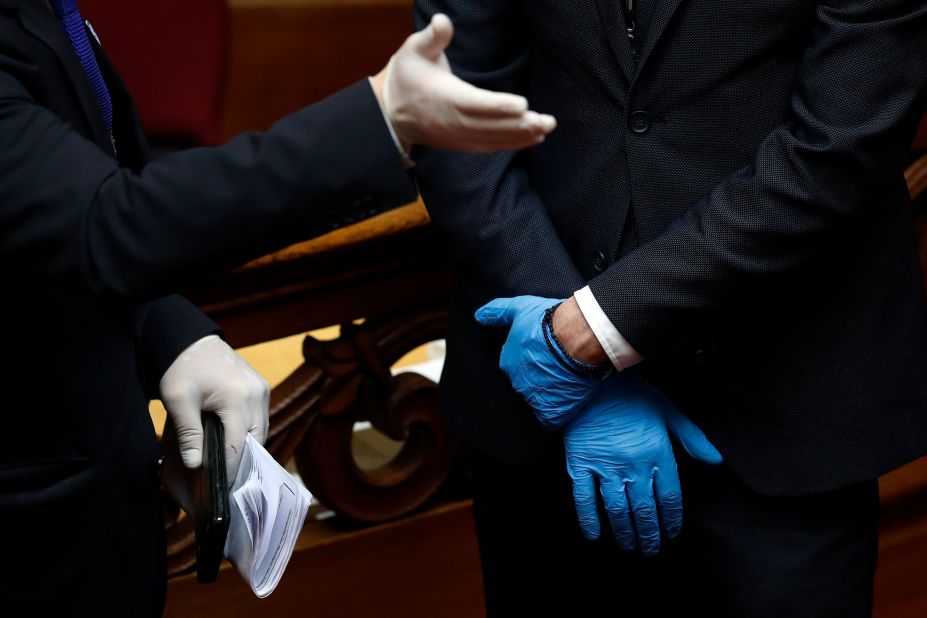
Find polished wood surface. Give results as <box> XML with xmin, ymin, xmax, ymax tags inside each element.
<box><xmin>875</xmin><ymin>458</ymin><xmax>927</xmax><ymax>618</ymax></box>
<box><xmin>165</xmin><ymin>501</ymin><xmax>486</xmax><ymax>617</ymax></box>
<box><xmin>187</xmin><ymin>201</ymin><xmax>447</xmax><ymax>349</ymax></box>
<box><xmin>244</xmin><ymin>200</ymin><xmax>430</xmax><ymax>269</ymax></box>
<box><xmin>163</xmin><ymin>199</ymin><xmax>452</xmax><ymax>575</ymax></box>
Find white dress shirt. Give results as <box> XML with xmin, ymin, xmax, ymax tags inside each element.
<box><xmin>574</xmin><ymin>286</ymin><xmax>643</xmax><ymax>370</ymax></box>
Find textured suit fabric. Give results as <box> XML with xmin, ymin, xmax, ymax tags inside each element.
<box><xmin>412</xmin><ymin>0</ymin><xmax>927</xmax><ymax>496</ymax></box>
<box><xmin>469</xmin><ymin>444</ymin><xmax>879</xmax><ymax>618</ymax></box>
<box><xmin>0</xmin><ymin>1</ymin><xmax>416</xmax><ymax>615</ymax></box>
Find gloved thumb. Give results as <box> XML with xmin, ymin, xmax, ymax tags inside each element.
<box><xmin>407</xmin><ymin>13</ymin><xmax>454</xmax><ymax>60</ymax></box>
<box><xmin>665</xmin><ymin>407</ymin><xmax>723</xmax><ymax>465</ymax></box>
<box><xmin>166</xmin><ymin>397</ymin><xmax>205</xmax><ymax>469</ymax></box>
<box><xmin>474</xmin><ymin>297</ymin><xmax>520</xmax><ymax>327</ymax></box>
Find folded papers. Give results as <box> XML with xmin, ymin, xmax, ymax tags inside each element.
<box><xmin>224</xmin><ymin>434</ymin><xmax>312</xmax><ymax>598</ymax></box>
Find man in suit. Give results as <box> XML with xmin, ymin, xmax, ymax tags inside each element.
<box><xmin>0</xmin><ymin>1</ymin><xmax>555</xmax><ymax>614</ymax></box>
<box><xmin>413</xmin><ymin>0</ymin><xmax>927</xmax><ymax>615</ymax></box>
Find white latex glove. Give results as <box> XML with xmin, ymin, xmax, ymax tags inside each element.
<box><xmin>159</xmin><ymin>335</ymin><xmax>270</xmax><ymax>485</ymax></box>
<box><xmin>375</xmin><ymin>13</ymin><xmax>556</xmax><ymax>153</ymax></box>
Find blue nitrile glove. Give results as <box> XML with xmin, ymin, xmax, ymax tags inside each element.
<box><xmin>565</xmin><ymin>371</ymin><xmax>722</xmax><ymax>556</ymax></box>
<box><xmin>475</xmin><ymin>296</ymin><xmax>606</xmax><ymax>428</ymax></box>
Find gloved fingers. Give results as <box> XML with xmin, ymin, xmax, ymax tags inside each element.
<box><xmin>214</xmin><ymin>410</ymin><xmax>261</xmax><ymax>487</ymax></box>
<box><xmin>209</xmin><ymin>407</ymin><xmax>246</xmax><ymax>483</ymax></box>
<box><xmin>474</xmin><ymin>297</ymin><xmax>522</xmax><ymax>327</ymax></box>
<box><xmin>459</xmin><ymin>108</ymin><xmax>555</xmax><ymax>132</ymax></box>
<box><xmin>213</xmin><ymin>384</ymin><xmax>270</xmax><ymax>484</ymax></box>
<box><xmin>653</xmin><ymin>463</ymin><xmax>684</xmax><ymax>539</ymax></box>
<box><xmin>204</xmin><ymin>370</ymin><xmax>268</xmax><ymax>425</ymax></box>
<box><xmin>420</xmin><ymin>125</ymin><xmax>547</xmax><ymax>154</ymax></box>
<box><xmin>442</xmin><ymin>76</ymin><xmax>533</xmax><ymax>119</ymax></box>
<box><xmin>451</xmin><ymin>111</ymin><xmax>555</xmax><ymax>145</ymax></box>
<box><xmin>664</xmin><ymin>406</ymin><xmax>723</xmax><ymax>465</ymax></box>
<box><xmin>405</xmin><ymin>13</ymin><xmax>454</xmax><ymax>61</ymax></box>
<box><xmin>627</xmin><ymin>476</ymin><xmax>662</xmax><ymax>557</ymax></box>
<box><xmin>238</xmin><ymin>361</ymin><xmax>271</xmax><ymax>445</ymax></box>
<box><xmin>256</xmin><ymin>408</ymin><xmax>270</xmax><ymax>446</ymax></box>
<box><xmin>450</xmin><ymin>122</ymin><xmax>550</xmax><ymax>150</ymax></box>
<box><xmin>599</xmin><ymin>476</ymin><xmax>636</xmax><ymax>551</ymax></box>
<box><xmin>568</xmin><ymin>467</ymin><xmax>601</xmax><ymax>540</ymax></box>
<box><xmin>224</xmin><ymin>441</ymin><xmax>245</xmax><ymax>487</ymax></box>
<box><xmin>160</xmin><ymin>386</ymin><xmax>205</xmax><ymax>469</ymax></box>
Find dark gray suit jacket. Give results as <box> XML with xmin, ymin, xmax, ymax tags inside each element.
<box><xmin>413</xmin><ymin>0</ymin><xmax>927</xmax><ymax>496</ymax></box>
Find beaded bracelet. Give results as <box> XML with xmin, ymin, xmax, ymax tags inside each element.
<box><xmin>542</xmin><ymin>304</ymin><xmax>611</xmax><ymax>379</ymax></box>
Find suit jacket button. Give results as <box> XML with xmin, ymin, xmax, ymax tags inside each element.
<box><xmin>593</xmin><ymin>251</ymin><xmax>607</xmax><ymax>272</ymax></box>
<box><xmin>628</xmin><ymin>111</ymin><xmax>651</xmax><ymax>135</ymax></box>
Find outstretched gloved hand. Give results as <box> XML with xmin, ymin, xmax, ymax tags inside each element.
<box><xmin>374</xmin><ymin>13</ymin><xmax>556</xmax><ymax>153</ymax></box>
<box><xmin>159</xmin><ymin>334</ymin><xmax>270</xmax><ymax>486</ymax></box>
<box><xmin>564</xmin><ymin>372</ymin><xmax>722</xmax><ymax>556</ymax></box>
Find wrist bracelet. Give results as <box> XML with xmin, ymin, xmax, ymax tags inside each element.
<box><xmin>542</xmin><ymin>304</ymin><xmax>610</xmax><ymax>379</ymax></box>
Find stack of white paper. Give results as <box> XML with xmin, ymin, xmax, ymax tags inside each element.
<box><xmin>224</xmin><ymin>434</ymin><xmax>312</xmax><ymax>598</ymax></box>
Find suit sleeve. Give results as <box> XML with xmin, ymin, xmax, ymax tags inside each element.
<box><xmin>588</xmin><ymin>0</ymin><xmax>927</xmax><ymax>362</ymax></box>
<box><xmin>0</xmin><ymin>70</ymin><xmax>418</xmax><ymax>300</ymax></box>
<box><xmin>132</xmin><ymin>295</ymin><xmax>221</xmax><ymax>397</ymax></box>
<box><xmin>412</xmin><ymin>0</ymin><xmax>585</xmax><ymax>303</ymax></box>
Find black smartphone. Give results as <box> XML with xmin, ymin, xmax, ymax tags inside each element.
<box><xmin>194</xmin><ymin>411</ymin><xmax>230</xmax><ymax>584</ymax></box>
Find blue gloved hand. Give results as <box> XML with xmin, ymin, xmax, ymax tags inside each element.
<box><xmin>475</xmin><ymin>296</ymin><xmax>604</xmax><ymax>428</ymax></box>
<box><xmin>564</xmin><ymin>371</ymin><xmax>722</xmax><ymax>556</ymax></box>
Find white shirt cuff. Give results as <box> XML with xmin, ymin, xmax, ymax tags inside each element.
<box><xmin>574</xmin><ymin>286</ymin><xmax>643</xmax><ymax>371</ymax></box>
<box><xmin>368</xmin><ymin>76</ymin><xmax>414</xmax><ymax>170</ymax></box>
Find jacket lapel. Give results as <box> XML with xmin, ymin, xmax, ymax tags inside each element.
<box><xmin>594</xmin><ymin>0</ymin><xmax>689</xmax><ymax>93</ymax></box>
<box><xmin>637</xmin><ymin>0</ymin><xmax>687</xmax><ymax>79</ymax></box>
<box><xmin>17</xmin><ymin>0</ymin><xmax>112</xmax><ymax>150</ymax></box>
<box><xmin>593</xmin><ymin>0</ymin><xmax>636</xmax><ymax>94</ymax></box>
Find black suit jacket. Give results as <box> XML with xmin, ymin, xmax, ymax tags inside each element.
<box><xmin>413</xmin><ymin>0</ymin><xmax>927</xmax><ymax>497</ymax></box>
<box><xmin>0</xmin><ymin>1</ymin><xmax>416</xmax><ymax>614</ymax></box>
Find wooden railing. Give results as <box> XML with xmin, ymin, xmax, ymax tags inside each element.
<box><xmin>163</xmin><ymin>201</ymin><xmax>460</xmax><ymax>575</ymax></box>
